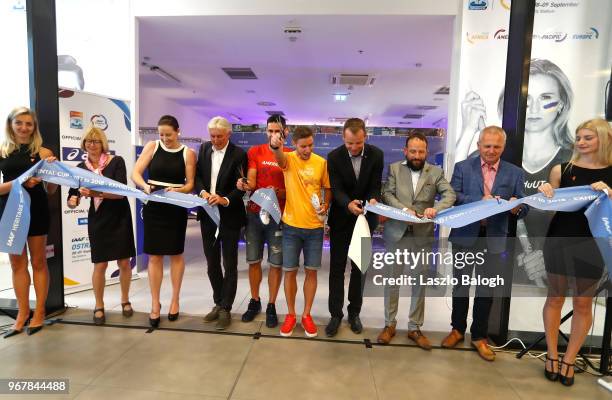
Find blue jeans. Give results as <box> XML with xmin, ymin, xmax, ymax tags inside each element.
<box><xmin>281</xmin><ymin>222</ymin><xmax>324</xmax><ymax>271</ymax></box>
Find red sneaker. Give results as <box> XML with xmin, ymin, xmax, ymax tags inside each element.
<box><xmin>280</xmin><ymin>314</ymin><xmax>297</xmax><ymax>337</ymax></box>
<box><xmin>301</xmin><ymin>314</ymin><xmax>318</xmax><ymax>338</ymax></box>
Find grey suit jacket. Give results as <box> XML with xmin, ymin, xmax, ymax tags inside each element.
<box><xmin>382</xmin><ymin>161</ymin><xmax>456</xmax><ymax>246</ymax></box>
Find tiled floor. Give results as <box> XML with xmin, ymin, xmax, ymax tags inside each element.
<box><xmin>0</xmin><ymin>321</ymin><xmax>608</xmax><ymax>399</ymax></box>
<box><xmin>0</xmin><ymin>220</ymin><xmax>609</xmax><ymax>398</ymax></box>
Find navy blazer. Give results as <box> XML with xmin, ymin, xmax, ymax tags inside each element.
<box><xmin>449</xmin><ymin>156</ymin><xmax>528</xmax><ymax>251</ymax></box>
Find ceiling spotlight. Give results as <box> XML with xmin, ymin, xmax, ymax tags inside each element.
<box><xmin>415</xmin><ymin>63</ymin><xmax>423</xmax><ymax>68</ymax></box>
<box><xmin>257</xmin><ymin>101</ymin><xmax>276</xmax><ymax>106</ymax></box>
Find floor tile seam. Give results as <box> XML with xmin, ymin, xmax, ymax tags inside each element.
<box><xmin>226</xmin><ymin>327</ymin><xmax>259</xmax><ymax>400</ymax></box>
<box><xmin>365</xmin><ymin>347</ymin><xmax>381</xmax><ymax>400</ymax></box>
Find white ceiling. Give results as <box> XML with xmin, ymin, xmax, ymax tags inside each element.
<box><xmin>138</xmin><ymin>15</ymin><xmax>454</xmax><ymax>128</ymax></box>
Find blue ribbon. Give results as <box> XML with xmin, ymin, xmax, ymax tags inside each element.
<box><xmin>0</xmin><ymin>160</ymin><xmax>220</xmax><ymax>254</ymax></box>
<box><xmin>365</xmin><ymin>185</ymin><xmax>611</xmax><ymax>275</ymax></box>
<box><xmin>250</xmin><ymin>188</ymin><xmax>282</xmax><ymax>224</ymax></box>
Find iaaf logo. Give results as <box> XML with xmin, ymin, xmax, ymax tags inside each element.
<box><xmin>494</xmin><ymin>29</ymin><xmax>509</xmax><ymax>39</ymax></box>
<box><xmin>533</xmin><ymin>32</ymin><xmax>567</xmax><ymax>42</ymax></box>
<box><xmin>90</xmin><ymin>114</ymin><xmax>108</xmax><ymax>130</ymax></box>
<box><xmin>573</xmin><ymin>27</ymin><xmax>599</xmax><ymax>40</ymax></box>
<box><xmin>466</xmin><ymin>32</ymin><xmax>489</xmax><ymax>44</ymax></box>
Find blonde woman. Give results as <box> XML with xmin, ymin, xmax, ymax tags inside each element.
<box><xmin>0</xmin><ymin>107</ymin><xmax>57</xmax><ymax>337</ymax></box>
<box><xmin>67</xmin><ymin>126</ymin><xmax>136</xmax><ymax>325</ymax></box>
<box><xmin>538</xmin><ymin>118</ymin><xmax>612</xmax><ymax>386</ymax></box>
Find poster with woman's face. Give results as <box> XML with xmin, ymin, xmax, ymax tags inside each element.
<box><xmin>450</xmin><ymin>0</ymin><xmax>612</xmax><ymax>286</ymax></box>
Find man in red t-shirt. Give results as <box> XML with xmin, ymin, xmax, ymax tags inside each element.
<box><xmin>236</xmin><ymin>114</ymin><xmax>291</xmax><ymax>327</ymax></box>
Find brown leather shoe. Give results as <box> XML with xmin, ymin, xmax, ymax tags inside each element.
<box><xmin>407</xmin><ymin>329</ymin><xmax>432</xmax><ymax>350</ymax></box>
<box><xmin>471</xmin><ymin>339</ymin><xmax>495</xmax><ymax>361</ymax></box>
<box><xmin>441</xmin><ymin>329</ymin><xmax>464</xmax><ymax>348</ymax></box>
<box><xmin>377</xmin><ymin>325</ymin><xmax>396</xmax><ymax>345</ymax></box>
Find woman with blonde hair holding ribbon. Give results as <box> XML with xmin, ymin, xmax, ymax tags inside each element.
<box><xmin>0</xmin><ymin>107</ymin><xmax>57</xmax><ymax>337</ymax></box>
<box><xmin>538</xmin><ymin>118</ymin><xmax>612</xmax><ymax>386</ymax></box>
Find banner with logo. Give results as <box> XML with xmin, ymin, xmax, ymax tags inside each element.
<box><xmin>58</xmin><ymin>89</ymin><xmax>135</xmax><ymax>291</ymax></box>
<box><xmin>448</xmin><ymin>0</ymin><xmax>612</xmax><ymax>287</ymax></box>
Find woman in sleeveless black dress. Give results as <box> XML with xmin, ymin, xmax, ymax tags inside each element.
<box><xmin>132</xmin><ymin>115</ymin><xmax>196</xmax><ymax>327</ymax></box>
<box><xmin>67</xmin><ymin>127</ymin><xmax>136</xmax><ymax>325</ymax></box>
<box><xmin>0</xmin><ymin>107</ymin><xmax>58</xmax><ymax>337</ymax></box>
<box><xmin>539</xmin><ymin>119</ymin><xmax>612</xmax><ymax>386</ymax></box>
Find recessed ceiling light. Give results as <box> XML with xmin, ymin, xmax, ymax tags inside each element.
<box><xmin>246</xmin><ymin>90</ymin><xmax>256</xmax><ymax>94</ymax></box>
<box><xmin>333</xmin><ymin>93</ymin><xmax>349</xmax><ymax>102</ymax></box>
<box><xmin>398</xmin><ymin>121</ymin><xmax>412</xmax><ymax>125</ymax></box>
<box><xmin>257</xmin><ymin>101</ymin><xmax>276</xmax><ymax>107</ymax></box>
<box><xmin>433</xmin><ymin>97</ymin><xmax>444</xmax><ymax>101</ymax></box>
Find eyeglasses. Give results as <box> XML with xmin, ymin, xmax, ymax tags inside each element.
<box><xmin>85</xmin><ymin>140</ymin><xmax>102</xmax><ymax>145</ymax></box>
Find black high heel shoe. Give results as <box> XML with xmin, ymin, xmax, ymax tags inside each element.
<box><xmin>26</xmin><ymin>325</ymin><xmax>43</xmax><ymax>336</ymax></box>
<box><xmin>149</xmin><ymin>303</ymin><xmax>161</xmax><ymax>328</ymax></box>
<box><xmin>544</xmin><ymin>356</ymin><xmax>559</xmax><ymax>381</ymax></box>
<box><xmin>3</xmin><ymin>327</ymin><xmax>23</xmax><ymax>339</ymax></box>
<box><xmin>168</xmin><ymin>303</ymin><xmax>179</xmax><ymax>321</ymax></box>
<box><xmin>559</xmin><ymin>358</ymin><xmax>575</xmax><ymax>386</ymax></box>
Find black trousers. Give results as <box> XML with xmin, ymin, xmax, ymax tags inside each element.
<box><xmin>328</xmin><ymin>228</ymin><xmax>365</xmax><ymax>318</ymax></box>
<box><xmin>451</xmin><ymin>227</ymin><xmax>505</xmax><ymax>341</ymax></box>
<box><xmin>201</xmin><ymin>222</ymin><xmax>241</xmax><ymax>311</ymax></box>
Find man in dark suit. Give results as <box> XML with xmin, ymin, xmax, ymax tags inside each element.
<box><xmin>195</xmin><ymin>116</ymin><xmax>248</xmax><ymax>330</ymax></box>
<box><xmin>325</xmin><ymin>118</ymin><xmax>384</xmax><ymax>337</ymax></box>
<box><xmin>442</xmin><ymin>125</ymin><xmax>528</xmax><ymax>361</ymax></box>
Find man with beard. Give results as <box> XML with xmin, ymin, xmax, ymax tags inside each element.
<box><xmin>377</xmin><ymin>133</ymin><xmax>456</xmax><ymax>348</ymax></box>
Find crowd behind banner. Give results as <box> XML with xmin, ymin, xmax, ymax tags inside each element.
<box><xmin>1</xmin><ymin>108</ymin><xmax>611</xmax><ymax>386</ymax></box>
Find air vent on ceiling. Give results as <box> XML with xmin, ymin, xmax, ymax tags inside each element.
<box><xmin>265</xmin><ymin>111</ymin><xmax>285</xmax><ymax>116</ymax></box>
<box><xmin>434</xmin><ymin>85</ymin><xmax>450</xmax><ymax>95</ymax></box>
<box><xmin>330</xmin><ymin>73</ymin><xmax>376</xmax><ymax>87</ymax></box>
<box><xmin>416</xmin><ymin>105</ymin><xmax>438</xmax><ymax>110</ymax></box>
<box><xmin>222</xmin><ymin>67</ymin><xmax>258</xmax><ymax>80</ymax></box>
<box><xmin>402</xmin><ymin>113</ymin><xmax>424</xmax><ymax>119</ymax></box>
<box><xmin>328</xmin><ymin>117</ymin><xmax>350</xmax><ymax>123</ymax></box>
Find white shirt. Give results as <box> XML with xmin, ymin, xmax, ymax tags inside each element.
<box><xmin>410</xmin><ymin>169</ymin><xmax>421</xmax><ymax>194</ymax></box>
<box><xmin>210</xmin><ymin>141</ymin><xmax>229</xmax><ymax>195</ymax></box>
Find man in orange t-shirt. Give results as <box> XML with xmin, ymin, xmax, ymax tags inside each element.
<box><xmin>236</xmin><ymin>115</ymin><xmax>291</xmax><ymax>328</ymax></box>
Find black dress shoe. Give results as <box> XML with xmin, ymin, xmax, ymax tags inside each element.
<box><xmin>26</xmin><ymin>325</ymin><xmax>43</xmax><ymax>336</ymax></box>
<box><xmin>3</xmin><ymin>328</ymin><xmax>23</xmax><ymax>339</ymax></box>
<box><xmin>325</xmin><ymin>316</ymin><xmax>342</xmax><ymax>337</ymax></box>
<box><xmin>168</xmin><ymin>312</ymin><xmax>179</xmax><ymax>322</ymax></box>
<box><xmin>348</xmin><ymin>315</ymin><xmax>363</xmax><ymax>334</ymax></box>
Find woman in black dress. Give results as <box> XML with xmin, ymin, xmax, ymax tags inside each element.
<box><xmin>539</xmin><ymin>118</ymin><xmax>612</xmax><ymax>386</ymax></box>
<box><xmin>0</xmin><ymin>107</ymin><xmax>57</xmax><ymax>337</ymax></box>
<box><xmin>132</xmin><ymin>115</ymin><xmax>196</xmax><ymax>327</ymax></box>
<box><xmin>67</xmin><ymin>126</ymin><xmax>136</xmax><ymax>325</ymax></box>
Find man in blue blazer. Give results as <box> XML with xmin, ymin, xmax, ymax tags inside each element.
<box><xmin>442</xmin><ymin>126</ymin><xmax>528</xmax><ymax>361</ymax></box>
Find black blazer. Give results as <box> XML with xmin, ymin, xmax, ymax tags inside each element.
<box><xmin>327</xmin><ymin>143</ymin><xmax>384</xmax><ymax>232</ymax></box>
<box><xmin>195</xmin><ymin>141</ymin><xmax>248</xmax><ymax>232</ymax></box>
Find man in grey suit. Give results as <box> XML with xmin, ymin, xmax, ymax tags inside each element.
<box><xmin>376</xmin><ymin>133</ymin><xmax>456</xmax><ymax>348</ymax></box>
